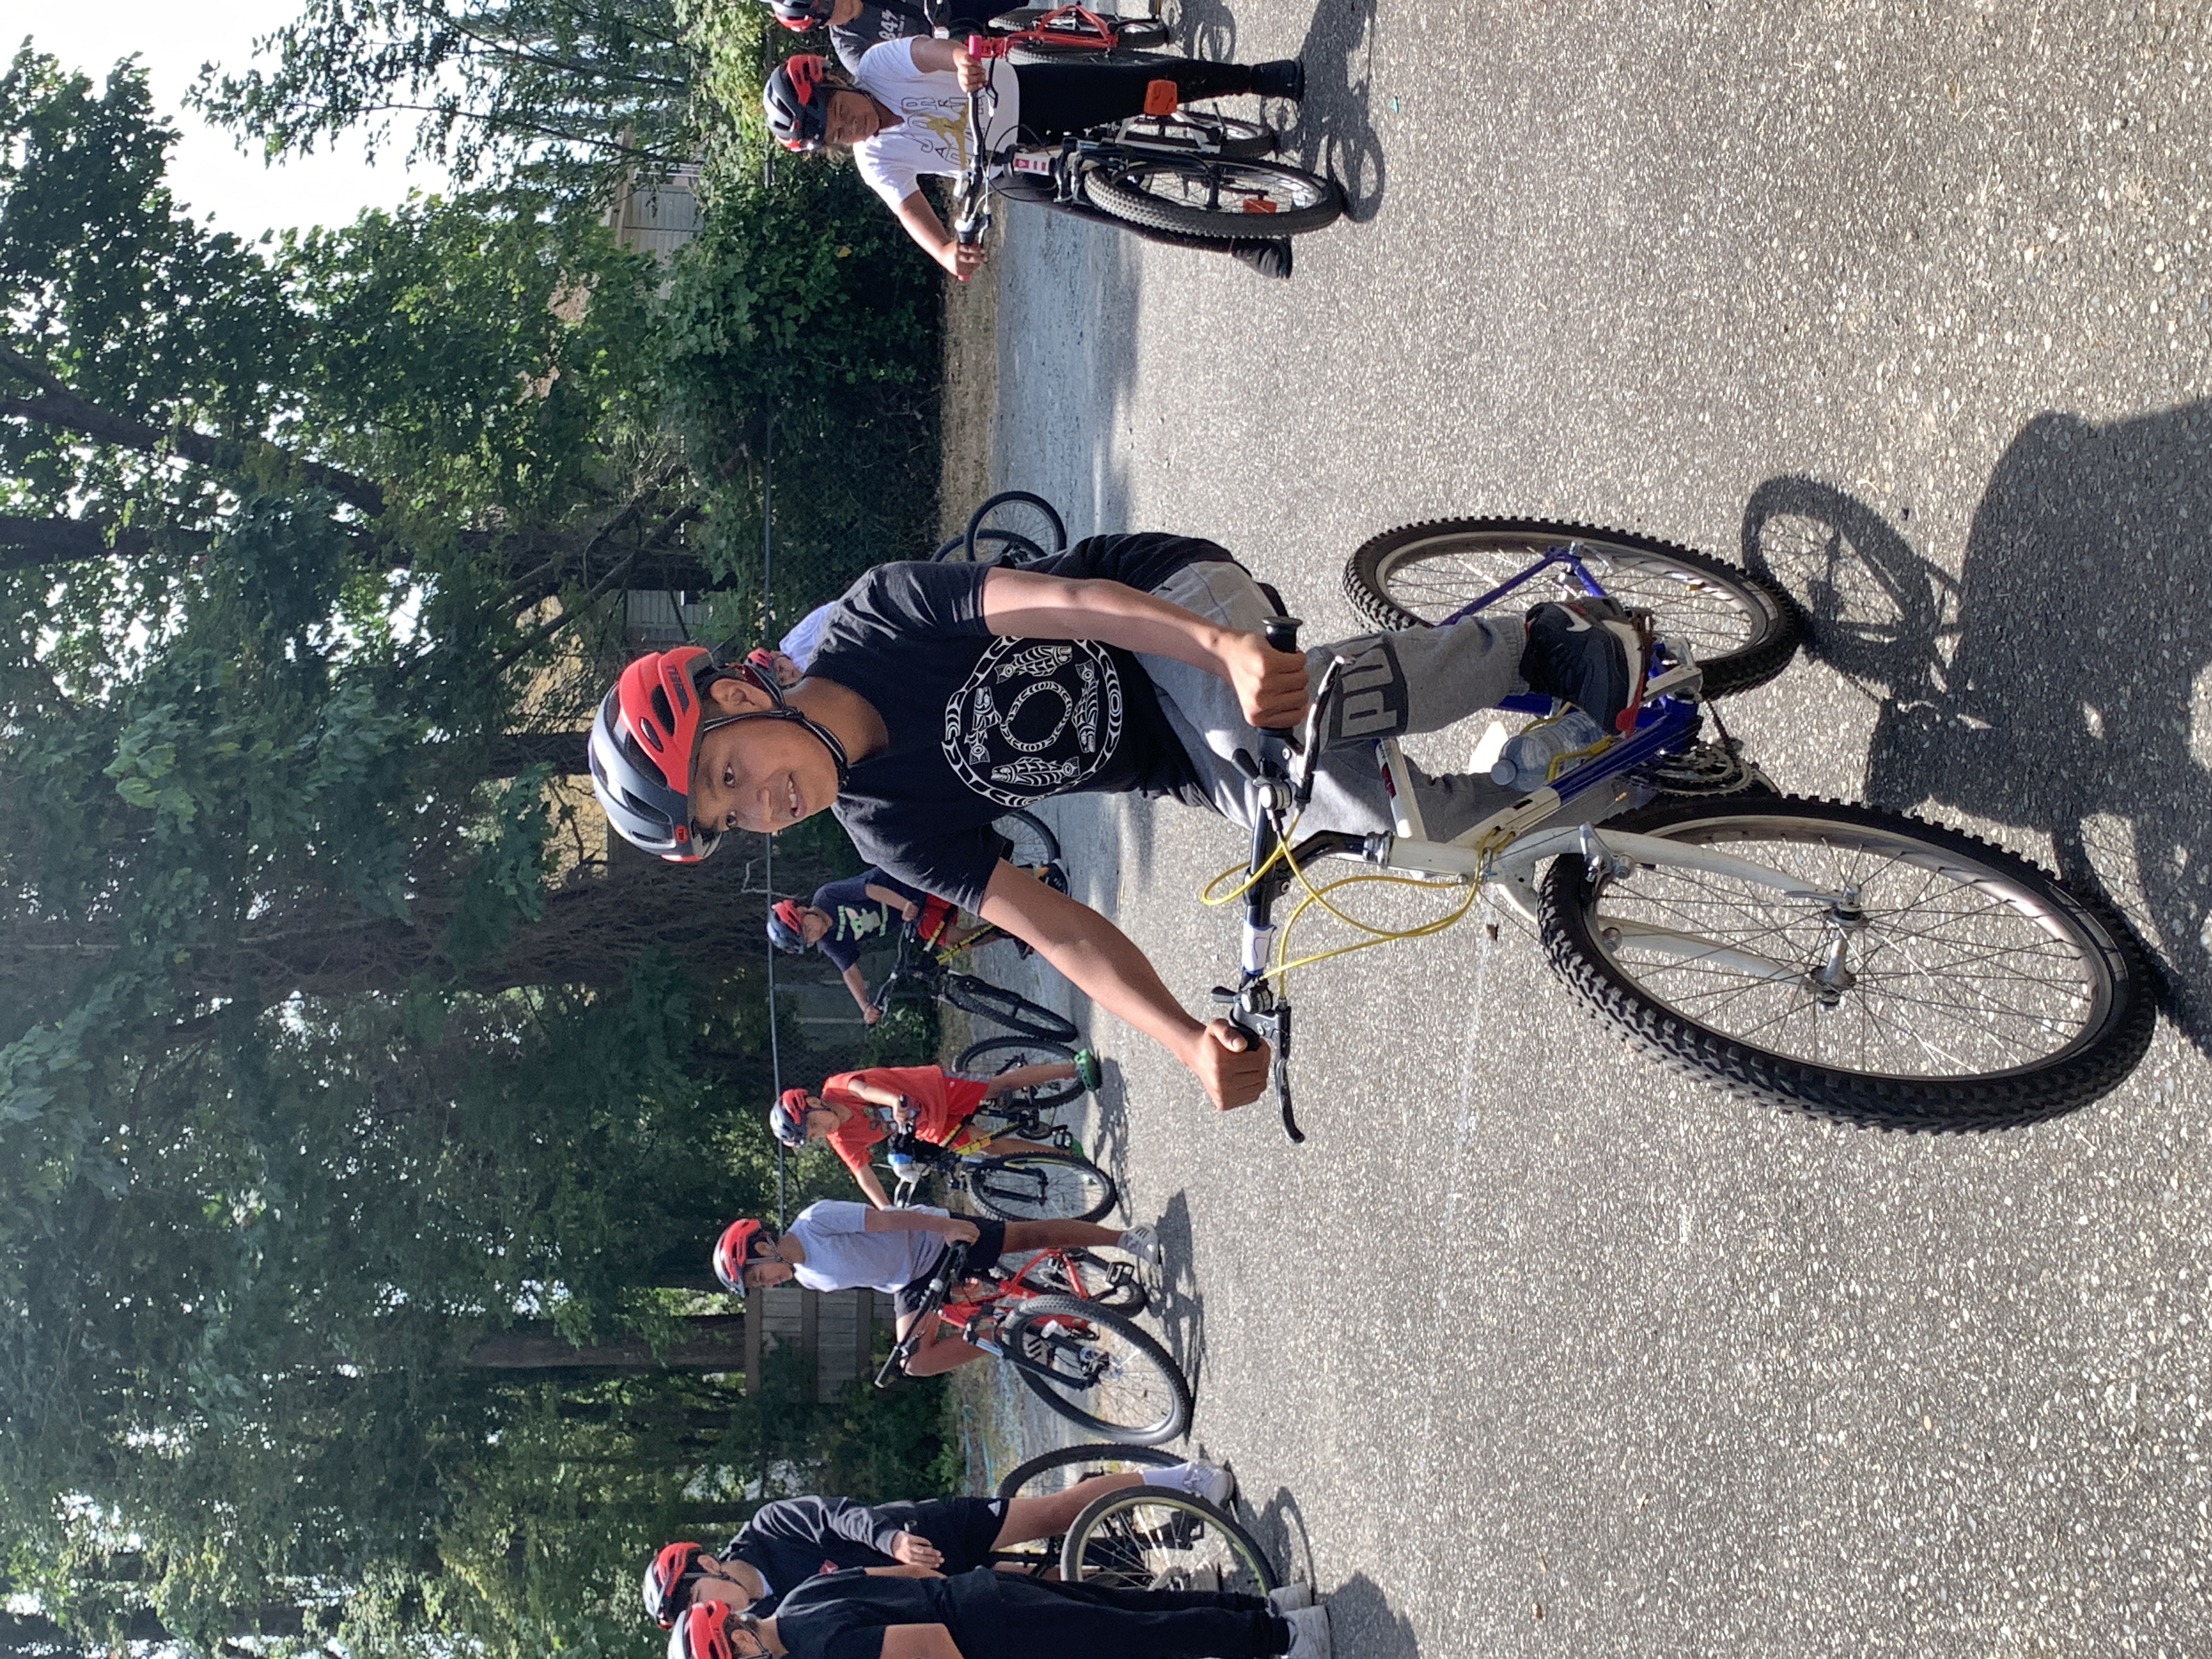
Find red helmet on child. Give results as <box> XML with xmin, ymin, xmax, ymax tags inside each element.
<box><xmin>763</xmin><ymin>54</ymin><xmax>838</xmax><ymax>151</ymax></box>
<box><xmin>643</xmin><ymin>1542</ymin><xmax>706</xmax><ymax>1627</ymax></box>
<box><xmin>713</xmin><ymin>1219</ymin><xmax>769</xmax><ymax>1295</ymax></box>
<box><xmin>669</xmin><ymin>1602</ymin><xmax>745</xmax><ymax>1659</ymax></box>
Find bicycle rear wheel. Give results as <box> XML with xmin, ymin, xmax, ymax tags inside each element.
<box><xmin>1539</xmin><ymin>795</ymin><xmax>2157</xmax><ymax>1128</ymax></box>
<box><xmin>1060</xmin><ymin>1488</ymin><xmax>1279</xmax><ymax>1594</ymax></box>
<box><xmin>1343</xmin><ymin>517</ymin><xmax>1803</xmax><ymax>699</ymax></box>
<box><xmin>957</xmin><ymin>1036</ymin><xmax>1085</xmax><ymax>1113</ymax></box>
<box><xmin>1081</xmin><ymin>154</ymin><xmax>1343</xmax><ymax>239</ymax></box>
<box><xmin>943</xmin><ymin>973</ymin><xmax>1079</xmax><ymax>1042</ymax></box>
<box><xmin>1000</xmin><ymin>1294</ymin><xmax>1192</xmax><ymax>1444</ymax></box>
<box><xmin>991</xmin><ymin>808</ymin><xmax>1063</xmax><ymax>870</ymax></box>
<box><xmin>970</xmin><ymin>1150</ymin><xmax>1117</xmax><ymax>1221</ymax></box>
<box><xmin>994</xmin><ymin>8</ymin><xmax>1173</xmax><ymax>53</ymax></box>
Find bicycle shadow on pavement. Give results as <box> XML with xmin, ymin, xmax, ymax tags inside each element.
<box><xmin>1149</xmin><ymin>1188</ymin><xmax>1208</xmax><ymax>1395</ymax></box>
<box><xmin>1740</xmin><ymin>404</ymin><xmax>2212</xmax><ymax>1057</ymax></box>
<box><xmin>1282</xmin><ymin>0</ymin><xmax>1387</xmax><ymax>221</ymax></box>
<box><xmin>1243</xmin><ymin>1485</ymin><xmax>1316</xmax><ymax>1593</ymax></box>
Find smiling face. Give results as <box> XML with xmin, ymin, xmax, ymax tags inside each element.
<box><xmin>688</xmin><ymin>678</ymin><xmax>843</xmax><ymax>837</ymax></box>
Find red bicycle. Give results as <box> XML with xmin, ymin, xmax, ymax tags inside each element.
<box><xmin>875</xmin><ymin>1239</ymin><xmax>1193</xmax><ymax>1444</ymax></box>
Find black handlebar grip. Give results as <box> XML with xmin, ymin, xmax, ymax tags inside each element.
<box><xmin>1262</xmin><ymin>617</ymin><xmax>1302</xmax><ymax>654</ymax></box>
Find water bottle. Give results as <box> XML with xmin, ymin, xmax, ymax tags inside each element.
<box><xmin>1491</xmin><ymin>709</ymin><xmax>1606</xmax><ymax>794</ymax></box>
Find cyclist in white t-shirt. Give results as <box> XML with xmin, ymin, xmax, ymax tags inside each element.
<box><xmin>715</xmin><ymin>1203</ymin><xmax>1162</xmax><ymax>1375</ymax></box>
<box><xmin>761</xmin><ymin>43</ymin><xmax>1306</xmax><ymax>279</ymax></box>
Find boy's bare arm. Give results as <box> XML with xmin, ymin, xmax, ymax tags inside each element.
<box><xmin>978</xmin><ymin>567</ymin><xmax>1306</xmax><ymax>727</ymax></box>
<box><xmin>851</xmin><ymin>1163</ymin><xmax>894</xmax><ymax>1210</ymax></box>
<box><xmin>840</xmin><ymin>963</ymin><xmax>881</xmax><ymax>1020</ymax></box>
<box><xmin>892</xmin><ymin>189</ymin><xmax>983</xmax><ymax>279</ymax></box>
<box><xmin>975</xmin><ymin>861</ymin><xmax>1268</xmax><ymax>1111</ymax></box>
<box><xmin>864</xmin><ymin>881</ymin><xmax>921</xmax><ymax>915</ymax></box>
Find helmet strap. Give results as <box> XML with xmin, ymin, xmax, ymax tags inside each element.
<box><xmin>695</xmin><ymin>664</ymin><xmax>853</xmax><ymax>795</ymax></box>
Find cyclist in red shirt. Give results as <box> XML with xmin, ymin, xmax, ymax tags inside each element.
<box><xmin>774</xmin><ymin>1055</ymin><xmax>1095</xmax><ymax>1207</ymax></box>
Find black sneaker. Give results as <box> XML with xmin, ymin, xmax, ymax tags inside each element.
<box><xmin>1229</xmin><ymin>238</ymin><xmax>1294</xmax><ymax>279</ymax></box>
<box><xmin>1248</xmin><ymin>60</ymin><xmax>1306</xmax><ymax>101</ymax></box>
<box><xmin>1520</xmin><ymin>597</ymin><xmax>1652</xmax><ymax>733</ymax></box>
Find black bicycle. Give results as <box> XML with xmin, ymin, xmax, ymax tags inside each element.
<box><xmin>884</xmin><ymin>1128</ymin><xmax>1117</xmax><ymax>1222</ymax></box>
<box><xmin>991</xmin><ymin>1444</ymin><xmax>1280</xmax><ymax>1591</ymax></box>
<box><xmin>874</xmin><ymin>918</ymin><xmax>1077</xmax><ymax>1043</ymax></box>
<box><xmin>952</xmin><ymin>35</ymin><xmax>1342</xmax><ymax>256</ymax></box>
<box><xmin>875</xmin><ymin>1241</ymin><xmax>1192</xmax><ymax>1444</ymax></box>
<box><xmin>957</xmin><ymin>1034</ymin><xmax>1090</xmax><ymax>1143</ymax></box>
<box><xmin>934</xmin><ymin>489</ymin><xmax>1070</xmax><ymax>567</ymax></box>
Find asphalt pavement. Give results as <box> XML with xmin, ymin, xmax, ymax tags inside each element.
<box><xmin>975</xmin><ymin>4</ymin><xmax>2211</xmax><ymax>1655</ymax></box>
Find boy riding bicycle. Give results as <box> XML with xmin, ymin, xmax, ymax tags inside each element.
<box><xmin>768</xmin><ymin>867</ymin><xmax>990</xmax><ymax>1024</ymax></box>
<box><xmin>760</xmin><ymin>41</ymin><xmax>1307</xmax><ymax>279</ymax></box>
<box><xmin>714</xmin><ymin>1205</ymin><xmax>1159</xmax><ymax>1375</ymax></box>
<box><xmin>586</xmin><ymin>533</ymin><xmax>1645</xmax><ymax>1113</ymax></box>
<box><xmin>772</xmin><ymin>1053</ymin><xmax>1099</xmax><ymax>1207</ymax></box>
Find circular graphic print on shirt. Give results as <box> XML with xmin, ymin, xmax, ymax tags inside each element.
<box><xmin>943</xmin><ymin>638</ymin><xmax>1124</xmax><ymax>806</ymax></box>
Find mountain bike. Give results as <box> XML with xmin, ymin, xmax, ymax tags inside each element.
<box><xmin>875</xmin><ymin>1241</ymin><xmax>1192</xmax><ymax>1443</ymax></box>
<box><xmin>885</xmin><ymin>1128</ymin><xmax>1118</xmax><ymax>1221</ymax></box>
<box><xmin>988</xmin><ymin>1444</ymin><xmax>1280</xmax><ymax>1592</ymax></box>
<box><xmin>1210</xmin><ymin>516</ymin><xmax>2156</xmax><ymax>1140</ymax></box>
<box><xmin>950</xmin><ymin>34</ymin><xmax>1341</xmax><ymax>257</ymax></box>
<box><xmin>874</xmin><ymin>917</ymin><xmax>1078</xmax><ymax>1042</ymax></box>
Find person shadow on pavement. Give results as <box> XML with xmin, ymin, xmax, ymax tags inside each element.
<box><xmin>1148</xmin><ymin>1189</ymin><xmax>1207</xmax><ymax>1393</ymax></box>
<box><xmin>1740</xmin><ymin>399</ymin><xmax>2212</xmax><ymax>1054</ymax></box>
<box><xmin>1161</xmin><ymin>0</ymin><xmax>1387</xmax><ymax>221</ymax></box>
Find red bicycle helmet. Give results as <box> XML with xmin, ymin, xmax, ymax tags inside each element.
<box><xmin>644</xmin><ymin>1542</ymin><xmax>706</xmax><ymax>1627</ymax></box>
<box><xmin>763</xmin><ymin>0</ymin><xmax>832</xmax><ymax>28</ymax></box>
<box><xmin>590</xmin><ymin>646</ymin><xmax>851</xmax><ymax>862</ymax></box>
<box><xmin>763</xmin><ymin>54</ymin><xmax>837</xmax><ymax>151</ymax></box>
<box><xmin>669</xmin><ymin>1602</ymin><xmax>744</xmax><ymax>1659</ymax></box>
<box><xmin>714</xmin><ymin>1218</ymin><xmax>769</xmax><ymax>1295</ymax></box>
<box><xmin>767</xmin><ymin>898</ymin><xmax>809</xmax><ymax>953</ymax></box>
<box><xmin>770</xmin><ymin>1088</ymin><xmax>811</xmax><ymax>1148</ymax></box>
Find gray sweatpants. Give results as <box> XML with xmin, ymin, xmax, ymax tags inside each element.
<box><xmin>1136</xmin><ymin>559</ymin><xmax>1526</xmax><ymax>842</ymax></box>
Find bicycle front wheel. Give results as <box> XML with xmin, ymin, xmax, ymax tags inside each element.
<box><xmin>1081</xmin><ymin>154</ymin><xmax>1343</xmax><ymax>239</ymax></box>
<box><xmin>1000</xmin><ymin>1294</ymin><xmax>1192</xmax><ymax>1444</ymax></box>
<box><xmin>970</xmin><ymin>1151</ymin><xmax>1118</xmax><ymax>1221</ymax></box>
<box><xmin>957</xmin><ymin>1036</ymin><xmax>1085</xmax><ymax>1113</ymax></box>
<box><xmin>1538</xmin><ymin>795</ymin><xmax>2156</xmax><ymax>1129</ymax></box>
<box><xmin>1344</xmin><ymin>518</ymin><xmax>1803</xmax><ymax>698</ymax></box>
<box><xmin>1060</xmin><ymin>1488</ymin><xmax>1279</xmax><ymax>1594</ymax></box>
<box><xmin>944</xmin><ymin>973</ymin><xmax>1079</xmax><ymax>1042</ymax></box>
<box><xmin>992</xmin><ymin>808</ymin><xmax>1062</xmax><ymax>870</ymax></box>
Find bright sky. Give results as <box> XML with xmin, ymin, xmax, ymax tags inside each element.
<box><xmin>16</xmin><ymin>0</ymin><xmax>424</xmax><ymax>238</ymax></box>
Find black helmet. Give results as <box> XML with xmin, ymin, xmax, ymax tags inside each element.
<box><xmin>763</xmin><ymin>54</ymin><xmax>838</xmax><ymax>153</ymax></box>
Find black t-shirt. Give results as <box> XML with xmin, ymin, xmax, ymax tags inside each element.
<box><xmin>828</xmin><ymin>1</ymin><xmax>927</xmax><ymax>72</ymax></box>
<box><xmin>808</xmin><ymin>868</ymin><xmax>923</xmax><ymax>972</ymax></box>
<box><xmin>720</xmin><ymin>1498</ymin><xmax>907</xmax><ymax>1614</ymax></box>
<box><xmin>771</xmin><ymin>1570</ymin><xmax>1006</xmax><ymax>1659</ymax></box>
<box><xmin>810</xmin><ymin>534</ymin><xmax>1234</xmax><ymax>911</ymax></box>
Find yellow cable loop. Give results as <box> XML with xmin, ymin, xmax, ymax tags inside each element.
<box><xmin>1194</xmin><ymin>808</ymin><xmax>1483</xmax><ymax>984</ymax></box>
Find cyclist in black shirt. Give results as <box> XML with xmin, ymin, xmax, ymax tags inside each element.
<box><xmin>762</xmin><ymin>0</ymin><xmax>983</xmax><ymax>75</ymax></box>
<box><xmin>644</xmin><ymin>1458</ymin><xmax>1232</xmax><ymax>1621</ymax></box>
<box><xmin>669</xmin><ymin>1571</ymin><xmax>1332</xmax><ymax>1659</ymax></box>
<box><xmin>588</xmin><ymin>536</ymin><xmax>1643</xmax><ymax>1114</ymax></box>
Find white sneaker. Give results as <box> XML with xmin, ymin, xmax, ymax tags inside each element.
<box><xmin>1282</xmin><ymin>1604</ymin><xmax>1331</xmax><ymax>1659</ymax></box>
<box><xmin>1119</xmin><ymin>1223</ymin><xmax>1162</xmax><ymax>1270</ymax></box>
<box><xmin>1176</xmin><ymin>1456</ymin><xmax>1236</xmax><ymax>1507</ymax></box>
<box><xmin>1267</xmin><ymin>1582</ymin><xmax>1314</xmax><ymax>1613</ymax></box>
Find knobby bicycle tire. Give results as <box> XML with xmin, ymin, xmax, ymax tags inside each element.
<box><xmin>1538</xmin><ymin>794</ymin><xmax>2156</xmax><ymax>1130</ymax></box>
<box><xmin>956</xmin><ymin>1036</ymin><xmax>1085</xmax><ymax>1111</ymax></box>
<box><xmin>943</xmin><ymin>973</ymin><xmax>1079</xmax><ymax>1042</ymax></box>
<box><xmin>965</xmin><ymin>490</ymin><xmax>1068</xmax><ymax>564</ymax></box>
<box><xmin>1000</xmin><ymin>1293</ymin><xmax>1193</xmax><ymax>1444</ymax></box>
<box><xmin>1342</xmin><ymin>517</ymin><xmax>1804</xmax><ymax>699</ymax></box>
<box><xmin>1115</xmin><ymin>111</ymin><xmax>1275</xmax><ymax>160</ymax></box>
<box><xmin>996</xmin><ymin>1442</ymin><xmax>1183</xmax><ymax>1503</ymax></box>
<box><xmin>969</xmin><ymin>1150</ymin><xmax>1118</xmax><ymax>1222</ymax></box>
<box><xmin>1080</xmin><ymin>155</ymin><xmax>1344</xmax><ymax>240</ymax></box>
<box><xmin>994</xmin><ymin>808</ymin><xmax>1063</xmax><ymax>868</ymax></box>
<box><xmin>1059</xmin><ymin>1488</ymin><xmax>1280</xmax><ymax>1594</ymax></box>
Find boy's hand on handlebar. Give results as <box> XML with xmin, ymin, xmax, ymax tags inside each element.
<box><xmin>939</xmin><ymin>239</ymin><xmax>988</xmax><ymax>280</ymax></box>
<box><xmin>955</xmin><ymin>53</ymin><xmax>989</xmax><ymax>92</ymax></box>
<box><xmin>1185</xmin><ymin>1018</ymin><xmax>1271</xmax><ymax>1110</ymax></box>
<box><xmin>943</xmin><ymin>1217</ymin><xmax>981</xmax><ymax>1243</ymax></box>
<box><xmin>1218</xmin><ymin>630</ymin><xmax>1310</xmax><ymax>730</ymax></box>
<box><xmin>863</xmin><ymin>1002</ymin><xmax>883</xmax><ymax>1026</ymax></box>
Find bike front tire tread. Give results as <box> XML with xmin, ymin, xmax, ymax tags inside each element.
<box><xmin>1538</xmin><ymin>794</ymin><xmax>2158</xmax><ymax>1131</ymax></box>
<box><xmin>970</xmin><ymin>1150</ymin><xmax>1119</xmax><ymax>1221</ymax></box>
<box><xmin>1080</xmin><ymin>157</ymin><xmax>1344</xmax><ymax>240</ymax></box>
